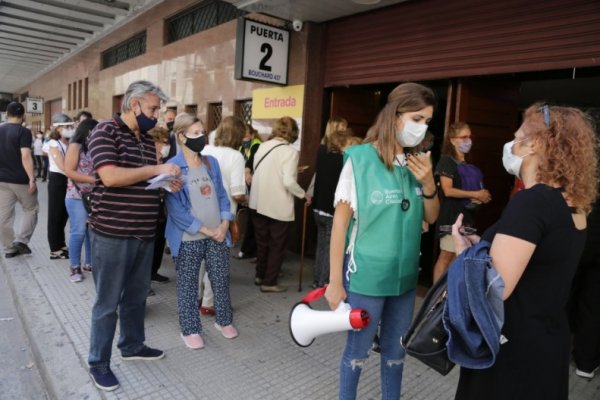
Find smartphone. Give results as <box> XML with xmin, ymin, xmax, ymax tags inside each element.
<box><xmin>439</xmin><ymin>225</ymin><xmax>477</xmax><ymax>236</ymax></box>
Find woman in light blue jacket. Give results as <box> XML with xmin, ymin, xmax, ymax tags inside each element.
<box><xmin>165</xmin><ymin>113</ymin><xmax>237</xmax><ymax>350</ymax></box>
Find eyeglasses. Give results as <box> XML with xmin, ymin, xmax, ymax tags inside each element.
<box><xmin>539</xmin><ymin>104</ymin><xmax>551</xmax><ymax>128</ymax></box>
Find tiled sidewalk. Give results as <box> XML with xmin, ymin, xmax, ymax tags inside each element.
<box><xmin>2</xmin><ymin>182</ymin><xmax>599</xmax><ymax>399</ymax></box>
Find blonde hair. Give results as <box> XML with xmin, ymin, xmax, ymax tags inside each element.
<box><xmin>270</xmin><ymin>116</ymin><xmax>299</xmax><ymax>143</ymax></box>
<box><xmin>173</xmin><ymin>113</ymin><xmax>202</xmax><ymax>144</ymax></box>
<box><xmin>365</xmin><ymin>83</ymin><xmax>436</xmax><ymax>171</ymax></box>
<box><xmin>322</xmin><ymin>116</ymin><xmax>348</xmax><ymax>146</ymax></box>
<box><xmin>522</xmin><ymin>103</ymin><xmax>599</xmax><ymax>214</ymax></box>
<box><xmin>215</xmin><ymin>116</ymin><xmax>245</xmax><ymax>149</ymax></box>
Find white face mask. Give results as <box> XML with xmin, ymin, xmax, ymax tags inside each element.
<box><xmin>397</xmin><ymin>119</ymin><xmax>428</xmax><ymax>148</ymax></box>
<box><xmin>160</xmin><ymin>144</ymin><xmax>171</xmax><ymax>159</ymax></box>
<box><xmin>60</xmin><ymin>127</ymin><xmax>74</xmax><ymax>139</ymax></box>
<box><xmin>502</xmin><ymin>139</ymin><xmax>530</xmax><ymax>178</ymax></box>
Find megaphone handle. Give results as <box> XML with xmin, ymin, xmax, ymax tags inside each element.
<box><xmin>301</xmin><ymin>285</ymin><xmax>328</xmax><ymax>304</ymax></box>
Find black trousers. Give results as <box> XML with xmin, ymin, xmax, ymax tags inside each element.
<box><xmin>47</xmin><ymin>172</ymin><xmax>69</xmax><ymax>252</ymax></box>
<box><xmin>151</xmin><ymin>202</ymin><xmax>167</xmax><ymax>276</ymax></box>
<box><xmin>570</xmin><ymin>236</ymin><xmax>600</xmax><ymax>372</ymax></box>
<box><xmin>239</xmin><ymin>206</ymin><xmax>256</xmax><ymax>257</ymax></box>
<box><xmin>252</xmin><ymin>210</ymin><xmax>290</xmax><ymax>286</ymax></box>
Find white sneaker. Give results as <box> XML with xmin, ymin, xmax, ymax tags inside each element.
<box><xmin>70</xmin><ymin>267</ymin><xmax>83</xmax><ymax>283</ymax></box>
<box><xmin>575</xmin><ymin>367</ymin><xmax>596</xmax><ymax>379</ymax></box>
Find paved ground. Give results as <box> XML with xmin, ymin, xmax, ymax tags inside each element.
<box><xmin>0</xmin><ymin>261</ymin><xmax>48</xmax><ymax>400</ymax></box>
<box><xmin>1</xmin><ymin>182</ymin><xmax>599</xmax><ymax>400</ymax></box>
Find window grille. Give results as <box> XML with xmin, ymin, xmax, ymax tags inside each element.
<box><xmin>184</xmin><ymin>104</ymin><xmax>198</xmax><ymax>115</ymax></box>
<box><xmin>235</xmin><ymin>99</ymin><xmax>252</xmax><ymax>124</ymax></box>
<box><xmin>101</xmin><ymin>32</ymin><xmax>146</xmax><ymax>69</ymax></box>
<box><xmin>166</xmin><ymin>0</ymin><xmax>246</xmax><ymax>44</ymax></box>
<box><xmin>207</xmin><ymin>102</ymin><xmax>222</xmax><ymax>132</ymax></box>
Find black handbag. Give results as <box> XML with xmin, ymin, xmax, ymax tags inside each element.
<box><xmin>71</xmin><ymin>180</ymin><xmax>93</xmax><ymax>214</ymax></box>
<box><xmin>401</xmin><ymin>271</ymin><xmax>455</xmax><ymax>375</ymax></box>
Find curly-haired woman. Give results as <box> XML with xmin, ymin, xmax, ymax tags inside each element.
<box><xmin>452</xmin><ymin>103</ymin><xmax>599</xmax><ymax>400</ymax></box>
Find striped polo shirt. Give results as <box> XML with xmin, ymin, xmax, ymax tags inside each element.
<box><xmin>87</xmin><ymin>114</ymin><xmax>160</xmax><ymax>240</ymax></box>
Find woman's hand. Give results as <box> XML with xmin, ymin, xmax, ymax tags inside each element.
<box><xmin>211</xmin><ymin>222</ymin><xmax>228</xmax><ymax>243</ymax></box>
<box><xmin>451</xmin><ymin>213</ymin><xmax>481</xmax><ymax>255</ymax></box>
<box><xmin>474</xmin><ymin>189</ymin><xmax>492</xmax><ymax>204</ymax></box>
<box><xmin>324</xmin><ymin>282</ymin><xmax>347</xmax><ymax>311</ymax></box>
<box><xmin>407</xmin><ymin>151</ymin><xmax>436</xmax><ymax>192</ymax></box>
<box><xmin>244</xmin><ymin>168</ymin><xmax>253</xmax><ymax>186</ymax></box>
<box><xmin>304</xmin><ymin>194</ymin><xmax>312</xmax><ymax>206</ymax></box>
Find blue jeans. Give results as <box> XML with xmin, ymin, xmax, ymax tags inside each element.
<box><xmin>65</xmin><ymin>198</ymin><xmax>91</xmax><ymax>268</ymax></box>
<box><xmin>339</xmin><ymin>287</ymin><xmax>416</xmax><ymax>400</ymax></box>
<box><xmin>88</xmin><ymin>231</ymin><xmax>153</xmax><ymax>367</ymax></box>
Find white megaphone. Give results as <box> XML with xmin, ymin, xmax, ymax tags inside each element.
<box><xmin>289</xmin><ymin>286</ymin><xmax>370</xmax><ymax>347</ymax></box>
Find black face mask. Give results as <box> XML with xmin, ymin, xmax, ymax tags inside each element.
<box><xmin>166</xmin><ymin>121</ymin><xmax>174</xmax><ymax>131</ymax></box>
<box><xmin>185</xmin><ymin>135</ymin><xmax>207</xmax><ymax>154</ymax></box>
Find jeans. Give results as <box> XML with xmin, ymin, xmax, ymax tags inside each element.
<box><xmin>339</xmin><ymin>288</ymin><xmax>416</xmax><ymax>400</ymax></box>
<box><xmin>65</xmin><ymin>198</ymin><xmax>91</xmax><ymax>268</ymax></box>
<box><xmin>88</xmin><ymin>231</ymin><xmax>154</xmax><ymax>367</ymax></box>
<box><xmin>313</xmin><ymin>212</ymin><xmax>333</xmax><ymax>286</ymax></box>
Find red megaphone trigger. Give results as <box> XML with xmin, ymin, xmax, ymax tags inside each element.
<box><xmin>349</xmin><ymin>309</ymin><xmax>370</xmax><ymax>329</ymax></box>
<box><xmin>301</xmin><ymin>285</ymin><xmax>328</xmax><ymax>304</ymax></box>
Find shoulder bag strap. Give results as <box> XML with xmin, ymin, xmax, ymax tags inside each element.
<box><xmin>253</xmin><ymin>143</ymin><xmax>287</xmax><ymax>172</ymax></box>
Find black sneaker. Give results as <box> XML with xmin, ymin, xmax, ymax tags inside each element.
<box><xmin>89</xmin><ymin>365</ymin><xmax>119</xmax><ymax>391</ymax></box>
<box><xmin>151</xmin><ymin>273</ymin><xmax>169</xmax><ymax>283</ymax></box>
<box><xmin>121</xmin><ymin>346</ymin><xmax>165</xmax><ymax>361</ymax></box>
<box><xmin>4</xmin><ymin>245</ymin><xmax>19</xmax><ymax>258</ymax></box>
<box><xmin>13</xmin><ymin>242</ymin><xmax>32</xmax><ymax>255</ymax></box>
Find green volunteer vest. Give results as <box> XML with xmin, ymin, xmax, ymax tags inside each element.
<box><xmin>345</xmin><ymin>144</ymin><xmax>423</xmax><ymax>296</ymax></box>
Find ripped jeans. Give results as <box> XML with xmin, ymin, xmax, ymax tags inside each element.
<box><xmin>339</xmin><ymin>288</ymin><xmax>416</xmax><ymax>400</ymax></box>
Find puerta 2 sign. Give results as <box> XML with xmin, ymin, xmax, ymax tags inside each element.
<box><xmin>235</xmin><ymin>18</ymin><xmax>289</xmax><ymax>85</ymax></box>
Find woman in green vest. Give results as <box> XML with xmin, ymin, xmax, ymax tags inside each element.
<box><xmin>325</xmin><ymin>82</ymin><xmax>440</xmax><ymax>400</ymax></box>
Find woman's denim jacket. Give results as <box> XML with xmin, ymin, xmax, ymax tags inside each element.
<box><xmin>165</xmin><ymin>152</ymin><xmax>233</xmax><ymax>258</ymax></box>
<box><xmin>442</xmin><ymin>240</ymin><xmax>505</xmax><ymax>369</ymax></box>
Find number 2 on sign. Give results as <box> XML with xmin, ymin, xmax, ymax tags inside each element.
<box><xmin>259</xmin><ymin>43</ymin><xmax>273</xmax><ymax>72</ymax></box>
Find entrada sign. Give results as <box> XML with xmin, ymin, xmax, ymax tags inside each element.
<box><xmin>235</xmin><ymin>18</ymin><xmax>289</xmax><ymax>85</ymax></box>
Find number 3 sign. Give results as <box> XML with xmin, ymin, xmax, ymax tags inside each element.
<box><xmin>26</xmin><ymin>98</ymin><xmax>44</xmax><ymax>114</ymax></box>
<box><xmin>235</xmin><ymin>18</ymin><xmax>290</xmax><ymax>85</ymax></box>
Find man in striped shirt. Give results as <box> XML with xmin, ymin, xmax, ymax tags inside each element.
<box><xmin>86</xmin><ymin>80</ymin><xmax>182</xmax><ymax>392</ymax></box>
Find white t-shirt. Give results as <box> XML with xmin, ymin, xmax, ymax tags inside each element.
<box><xmin>42</xmin><ymin>139</ymin><xmax>67</xmax><ymax>175</ymax></box>
<box><xmin>202</xmin><ymin>145</ymin><xmax>246</xmax><ymax>214</ymax></box>
<box><xmin>33</xmin><ymin>138</ymin><xmax>44</xmax><ymax>155</ymax></box>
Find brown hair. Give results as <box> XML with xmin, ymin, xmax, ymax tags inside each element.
<box><xmin>441</xmin><ymin>122</ymin><xmax>470</xmax><ymax>159</ymax></box>
<box><xmin>270</xmin><ymin>116</ymin><xmax>299</xmax><ymax>143</ymax></box>
<box><xmin>327</xmin><ymin>129</ymin><xmax>352</xmax><ymax>153</ymax></box>
<box><xmin>244</xmin><ymin>123</ymin><xmax>259</xmax><ymax>140</ymax></box>
<box><xmin>322</xmin><ymin>116</ymin><xmax>348</xmax><ymax>146</ymax></box>
<box><xmin>149</xmin><ymin>126</ymin><xmax>170</xmax><ymax>143</ymax></box>
<box><xmin>365</xmin><ymin>82</ymin><xmax>436</xmax><ymax>170</ymax></box>
<box><xmin>522</xmin><ymin>103</ymin><xmax>599</xmax><ymax>214</ymax></box>
<box><xmin>215</xmin><ymin>116</ymin><xmax>245</xmax><ymax>149</ymax></box>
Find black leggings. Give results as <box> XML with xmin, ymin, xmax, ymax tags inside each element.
<box><xmin>47</xmin><ymin>172</ymin><xmax>69</xmax><ymax>252</ymax></box>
